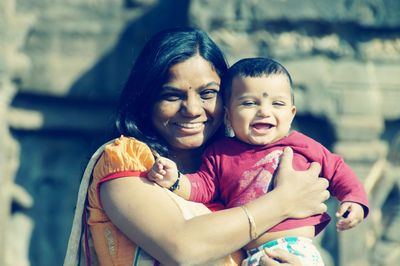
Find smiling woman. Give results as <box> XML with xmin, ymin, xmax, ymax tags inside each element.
<box><xmin>151</xmin><ymin>55</ymin><xmax>224</xmax><ymax>156</ymax></box>
<box><xmin>64</xmin><ymin>27</ymin><xmax>330</xmax><ymax>266</ymax></box>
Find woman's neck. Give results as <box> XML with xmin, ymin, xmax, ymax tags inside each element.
<box><xmin>168</xmin><ymin>148</ymin><xmax>204</xmax><ymax>173</ymax></box>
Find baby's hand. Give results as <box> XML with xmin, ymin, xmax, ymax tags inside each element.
<box><xmin>336</xmin><ymin>202</ymin><xmax>364</xmax><ymax>231</ymax></box>
<box><xmin>147</xmin><ymin>156</ymin><xmax>179</xmax><ymax>188</ymax></box>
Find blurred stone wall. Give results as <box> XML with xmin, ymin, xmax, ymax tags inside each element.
<box><xmin>189</xmin><ymin>1</ymin><xmax>400</xmax><ymax>265</ymax></box>
<box><xmin>1</xmin><ymin>0</ymin><xmax>399</xmax><ymax>265</ymax></box>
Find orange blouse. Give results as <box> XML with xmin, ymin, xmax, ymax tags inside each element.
<box><xmin>85</xmin><ymin>136</ymin><xmax>242</xmax><ymax>265</ymax></box>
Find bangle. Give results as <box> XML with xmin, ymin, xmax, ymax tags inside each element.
<box><xmin>168</xmin><ymin>171</ymin><xmax>181</xmax><ymax>192</ymax></box>
<box><xmin>240</xmin><ymin>205</ymin><xmax>258</xmax><ymax>241</ymax></box>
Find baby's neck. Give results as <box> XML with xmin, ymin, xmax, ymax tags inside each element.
<box><xmin>235</xmin><ymin>132</ymin><xmax>291</xmax><ymax>146</ymax></box>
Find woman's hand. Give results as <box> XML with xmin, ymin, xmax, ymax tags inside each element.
<box><xmin>274</xmin><ymin>147</ymin><xmax>330</xmax><ymax>219</ymax></box>
<box><xmin>259</xmin><ymin>249</ymin><xmax>302</xmax><ymax>266</ymax></box>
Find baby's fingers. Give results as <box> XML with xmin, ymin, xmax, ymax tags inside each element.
<box><xmin>336</xmin><ymin>216</ymin><xmax>359</xmax><ymax>231</ymax></box>
<box><xmin>148</xmin><ymin>168</ymin><xmax>166</xmax><ymax>181</ymax></box>
<box><xmin>336</xmin><ymin>218</ymin><xmax>349</xmax><ymax>230</ymax></box>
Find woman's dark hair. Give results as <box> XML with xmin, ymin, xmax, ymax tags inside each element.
<box><xmin>222</xmin><ymin>57</ymin><xmax>294</xmax><ymax>105</ymax></box>
<box><xmin>116</xmin><ymin>27</ymin><xmax>228</xmax><ymax>156</ymax></box>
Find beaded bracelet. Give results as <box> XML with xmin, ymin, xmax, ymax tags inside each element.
<box><xmin>168</xmin><ymin>171</ymin><xmax>181</xmax><ymax>192</ymax></box>
<box><xmin>240</xmin><ymin>205</ymin><xmax>258</xmax><ymax>241</ymax></box>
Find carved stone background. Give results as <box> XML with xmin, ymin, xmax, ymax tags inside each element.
<box><xmin>1</xmin><ymin>0</ymin><xmax>399</xmax><ymax>265</ymax></box>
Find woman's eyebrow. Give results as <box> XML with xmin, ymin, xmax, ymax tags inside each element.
<box><xmin>160</xmin><ymin>85</ymin><xmax>182</xmax><ymax>92</ymax></box>
<box><xmin>162</xmin><ymin>82</ymin><xmax>220</xmax><ymax>91</ymax></box>
<box><xmin>202</xmin><ymin>81</ymin><xmax>220</xmax><ymax>88</ymax></box>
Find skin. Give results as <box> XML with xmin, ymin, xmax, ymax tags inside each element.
<box><xmin>227</xmin><ymin>74</ymin><xmax>364</xmax><ymax>233</ymax></box>
<box><xmin>152</xmin><ymin>55</ymin><xmax>224</xmax><ymax>155</ymax></box>
<box><xmin>226</xmin><ymin>74</ymin><xmax>312</xmax><ymax>248</ymax></box>
<box><xmin>101</xmin><ymin>55</ymin><xmax>330</xmax><ymax>265</ymax></box>
<box><xmin>260</xmin><ymin>249</ymin><xmax>302</xmax><ymax>266</ymax></box>
<box><xmin>336</xmin><ymin>201</ymin><xmax>365</xmax><ymax>231</ymax></box>
<box><xmin>226</xmin><ymin>74</ymin><xmax>296</xmax><ymax>146</ymax></box>
<box><xmin>150</xmin><ymin>73</ymin><xmax>364</xmax><ymax>238</ymax></box>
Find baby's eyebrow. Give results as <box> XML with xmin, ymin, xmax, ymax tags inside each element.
<box><xmin>236</xmin><ymin>95</ymin><xmax>256</xmax><ymax>101</ymax></box>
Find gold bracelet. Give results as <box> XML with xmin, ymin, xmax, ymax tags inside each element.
<box><xmin>240</xmin><ymin>205</ymin><xmax>258</xmax><ymax>241</ymax></box>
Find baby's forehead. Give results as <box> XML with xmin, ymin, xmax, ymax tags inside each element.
<box><xmin>231</xmin><ymin>74</ymin><xmax>291</xmax><ymax>88</ymax></box>
<box><xmin>234</xmin><ymin>72</ymin><xmax>289</xmax><ymax>81</ymax></box>
<box><xmin>229</xmin><ymin>74</ymin><xmax>292</xmax><ymax>97</ymax></box>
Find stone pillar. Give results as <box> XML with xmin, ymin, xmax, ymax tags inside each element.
<box><xmin>0</xmin><ymin>1</ymin><xmax>33</xmax><ymax>265</ymax></box>
<box><xmin>329</xmin><ymin>61</ymin><xmax>388</xmax><ymax>266</ymax></box>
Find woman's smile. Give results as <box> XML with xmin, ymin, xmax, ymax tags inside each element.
<box><xmin>173</xmin><ymin>121</ymin><xmax>206</xmax><ymax>134</ymax></box>
<box><xmin>152</xmin><ymin>55</ymin><xmax>223</xmax><ymax>150</ymax></box>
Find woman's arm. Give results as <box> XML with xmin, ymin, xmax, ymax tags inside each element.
<box><xmin>101</xmin><ymin>147</ymin><xmax>329</xmax><ymax>265</ymax></box>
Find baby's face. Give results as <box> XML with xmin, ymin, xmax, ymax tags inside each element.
<box><xmin>226</xmin><ymin>74</ymin><xmax>296</xmax><ymax>145</ymax></box>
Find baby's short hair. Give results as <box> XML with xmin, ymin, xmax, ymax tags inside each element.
<box><xmin>222</xmin><ymin>57</ymin><xmax>294</xmax><ymax>105</ymax></box>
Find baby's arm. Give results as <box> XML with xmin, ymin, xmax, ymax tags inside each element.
<box><xmin>336</xmin><ymin>201</ymin><xmax>365</xmax><ymax>231</ymax></box>
<box><xmin>147</xmin><ymin>156</ymin><xmax>191</xmax><ymax>200</ymax></box>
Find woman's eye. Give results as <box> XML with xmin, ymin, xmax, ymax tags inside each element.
<box><xmin>160</xmin><ymin>93</ymin><xmax>181</xmax><ymax>102</ymax></box>
<box><xmin>200</xmin><ymin>89</ymin><xmax>218</xmax><ymax>100</ymax></box>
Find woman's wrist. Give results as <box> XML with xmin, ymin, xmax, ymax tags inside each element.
<box><xmin>240</xmin><ymin>205</ymin><xmax>259</xmax><ymax>241</ymax></box>
<box><xmin>244</xmin><ymin>189</ymin><xmax>291</xmax><ymax>237</ymax></box>
<box><xmin>269</xmin><ymin>188</ymin><xmax>292</xmax><ymax>220</ymax></box>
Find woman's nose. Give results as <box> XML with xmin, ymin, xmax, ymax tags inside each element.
<box><xmin>181</xmin><ymin>95</ymin><xmax>203</xmax><ymax>116</ymax></box>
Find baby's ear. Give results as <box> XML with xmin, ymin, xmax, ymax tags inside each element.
<box><xmin>224</xmin><ymin>108</ymin><xmax>235</xmax><ymax>137</ymax></box>
<box><xmin>289</xmin><ymin>105</ymin><xmax>297</xmax><ymax>123</ymax></box>
<box><xmin>224</xmin><ymin>107</ymin><xmax>230</xmax><ymax>122</ymax></box>
<box><xmin>291</xmin><ymin>105</ymin><xmax>297</xmax><ymax>116</ymax></box>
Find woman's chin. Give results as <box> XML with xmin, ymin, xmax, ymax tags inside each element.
<box><xmin>173</xmin><ymin>136</ymin><xmax>206</xmax><ymax>150</ymax></box>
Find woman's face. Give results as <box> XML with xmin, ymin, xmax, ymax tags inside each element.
<box><xmin>152</xmin><ymin>55</ymin><xmax>223</xmax><ymax>150</ymax></box>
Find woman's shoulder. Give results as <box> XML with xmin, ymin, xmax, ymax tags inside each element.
<box><xmin>104</xmin><ymin>135</ymin><xmax>152</xmax><ymax>156</ymax></box>
<box><xmin>93</xmin><ymin>136</ymin><xmax>155</xmax><ymax>180</ymax></box>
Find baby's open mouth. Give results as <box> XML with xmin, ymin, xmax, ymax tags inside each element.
<box><xmin>251</xmin><ymin>123</ymin><xmax>273</xmax><ymax>130</ymax></box>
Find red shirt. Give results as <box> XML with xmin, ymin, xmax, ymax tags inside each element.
<box><xmin>187</xmin><ymin>131</ymin><xmax>369</xmax><ymax>233</ymax></box>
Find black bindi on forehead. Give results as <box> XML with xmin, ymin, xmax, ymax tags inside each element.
<box><xmin>262</xmin><ymin>92</ymin><xmax>269</xmax><ymax>97</ymax></box>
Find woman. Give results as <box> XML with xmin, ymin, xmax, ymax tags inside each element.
<box><xmin>64</xmin><ymin>27</ymin><xmax>329</xmax><ymax>266</ymax></box>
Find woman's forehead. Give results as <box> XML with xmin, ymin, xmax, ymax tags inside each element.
<box><xmin>164</xmin><ymin>56</ymin><xmax>220</xmax><ymax>87</ymax></box>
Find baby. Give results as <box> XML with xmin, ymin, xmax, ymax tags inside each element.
<box><xmin>148</xmin><ymin>57</ymin><xmax>369</xmax><ymax>266</ymax></box>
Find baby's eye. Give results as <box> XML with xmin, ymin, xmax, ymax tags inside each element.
<box><xmin>200</xmin><ymin>89</ymin><xmax>218</xmax><ymax>100</ymax></box>
<box><xmin>241</xmin><ymin>100</ymin><xmax>256</xmax><ymax>106</ymax></box>
<box><xmin>272</xmin><ymin>101</ymin><xmax>286</xmax><ymax>106</ymax></box>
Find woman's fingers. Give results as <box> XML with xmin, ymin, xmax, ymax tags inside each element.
<box><xmin>260</xmin><ymin>249</ymin><xmax>302</xmax><ymax>265</ymax></box>
<box><xmin>319</xmin><ymin>178</ymin><xmax>329</xmax><ymax>190</ymax></box>
<box><xmin>279</xmin><ymin>147</ymin><xmax>294</xmax><ymax>169</ymax></box>
<box><xmin>308</xmin><ymin>162</ymin><xmax>322</xmax><ymax>178</ymax></box>
<box><xmin>259</xmin><ymin>255</ymin><xmax>280</xmax><ymax>266</ymax></box>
